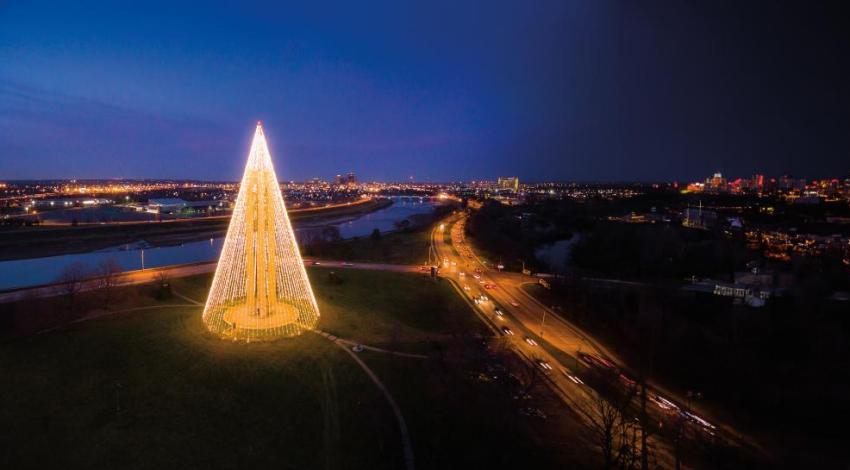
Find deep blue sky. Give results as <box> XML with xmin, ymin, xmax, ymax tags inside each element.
<box><xmin>1</xmin><ymin>1</ymin><xmax>848</xmax><ymax>182</ymax></box>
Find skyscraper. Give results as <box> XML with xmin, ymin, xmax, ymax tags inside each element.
<box><xmin>203</xmin><ymin>123</ymin><xmax>320</xmax><ymax>341</ymax></box>
<box><xmin>497</xmin><ymin>177</ymin><xmax>519</xmax><ymax>192</ymax></box>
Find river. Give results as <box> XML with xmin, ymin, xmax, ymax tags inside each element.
<box><xmin>0</xmin><ymin>196</ymin><xmax>438</xmax><ymax>291</ymax></box>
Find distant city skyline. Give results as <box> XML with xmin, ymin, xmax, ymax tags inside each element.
<box><xmin>3</xmin><ymin>169</ymin><xmax>849</xmax><ymax>187</ymax></box>
<box><xmin>2</xmin><ymin>1</ymin><xmax>848</xmax><ymax>182</ymax></box>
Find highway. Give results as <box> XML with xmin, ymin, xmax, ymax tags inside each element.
<box><xmin>429</xmin><ymin>212</ymin><xmax>756</xmax><ymax>462</ymax></box>
<box><xmin>430</xmin><ymin>215</ymin><xmax>605</xmax><ymax>414</ymax></box>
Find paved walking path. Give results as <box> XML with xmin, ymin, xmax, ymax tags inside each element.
<box><xmin>0</xmin><ymin>259</ymin><xmax>421</xmax><ymax>304</ymax></box>
<box><xmin>36</xmin><ymin>303</ymin><xmax>198</xmax><ymax>335</ymax></box>
<box><xmin>317</xmin><ymin>331</ymin><xmax>416</xmax><ymax>470</ymax></box>
<box><xmin>174</xmin><ymin>286</ymin><xmax>419</xmax><ymax>470</ymax></box>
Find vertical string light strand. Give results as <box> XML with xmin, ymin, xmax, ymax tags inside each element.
<box><xmin>203</xmin><ymin>123</ymin><xmax>320</xmax><ymax>340</ymax></box>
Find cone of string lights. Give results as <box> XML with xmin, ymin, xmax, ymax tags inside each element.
<box><xmin>203</xmin><ymin>122</ymin><xmax>320</xmax><ymax>341</ymax></box>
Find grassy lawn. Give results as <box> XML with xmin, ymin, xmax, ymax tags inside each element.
<box><xmin>521</xmin><ymin>283</ymin><xmax>562</xmax><ymax>309</ymax></box>
<box><xmin>0</xmin><ymin>280</ymin><xmax>178</xmax><ymax>338</ymax></box>
<box><xmin>0</xmin><ymin>269</ymin><xmax>591</xmax><ymax>468</ymax></box>
<box><xmin>170</xmin><ymin>267</ymin><xmax>486</xmax><ymax>348</ymax></box>
<box><xmin>304</xmin><ymin>228</ymin><xmax>433</xmax><ymax>265</ymax></box>
<box><xmin>309</xmin><ymin>268</ymin><xmax>480</xmax><ymax>346</ymax></box>
<box><xmin>462</xmin><ymin>231</ymin><xmax>502</xmax><ymax>268</ymax></box>
<box><xmin>0</xmin><ymin>309</ymin><xmax>396</xmax><ymax>469</ymax></box>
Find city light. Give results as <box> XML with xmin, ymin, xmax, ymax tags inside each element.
<box><xmin>202</xmin><ymin>123</ymin><xmax>320</xmax><ymax>341</ymax></box>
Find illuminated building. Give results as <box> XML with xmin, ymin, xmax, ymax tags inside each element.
<box><xmin>704</xmin><ymin>172</ymin><xmax>727</xmax><ymax>192</ymax></box>
<box><xmin>752</xmin><ymin>174</ymin><xmax>764</xmax><ymax>191</ymax></box>
<box><xmin>147</xmin><ymin>198</ymin><xmax>188</xmax><ymax>213</ymax></box>
<box><xmin>497</xmin><ymin>177</ymin><xmax>519</xmax><ymax>192</ymax></box>
<box><xmin>203</xmin><ymin>123</ymin><xmax>320</xmax><ymax>340</ymax></box>
<box><xmin>683</xmin><ymin>202</ymin><xmax>718</xmax><ymax>230</ymax></box>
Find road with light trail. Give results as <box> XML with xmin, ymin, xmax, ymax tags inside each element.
<box><xmin>432</xmin><ymin>212</ymin><xmax>760</xmax><ymax>460</ymax></box>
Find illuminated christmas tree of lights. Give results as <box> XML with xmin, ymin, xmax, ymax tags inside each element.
<box><xmin>203</xmin><ymin>123</ymin><xmax>320</xmax><ymax>340</ymax></box>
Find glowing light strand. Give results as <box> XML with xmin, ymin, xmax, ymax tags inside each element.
<box><xmin>203</xmin><ymin>123</ymin><xmax>320</xmax><ymax>340</ymax></box>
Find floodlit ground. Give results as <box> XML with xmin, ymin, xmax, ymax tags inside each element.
<box><xmin>0</xmin><ymin>268</ymin><xmax>592</xmax><ymax>469</ymax></box>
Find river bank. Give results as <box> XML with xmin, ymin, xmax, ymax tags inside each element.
<box><xmin>0</xmin><ymin>197</ymin><xmax>443</xmax><ymax>290</ymax></box>
<box><xmin>0</xmin><ymin>197</ymin><xmax>393</xmax><ymax>261</ymax></box>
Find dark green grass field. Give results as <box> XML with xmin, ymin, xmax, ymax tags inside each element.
<box><xmin>0</xmin><ymin>268</ymin><xmax>589</xmax><ymax>469</ymax></box>
<box><xmin>0</xmin><ymin>312</ymin><xmax>393</xmax><ymax>469</ymax></box>
<box><xmin>303</xmin><ymin>228</ymin><xmax>434</xmax><ymax>265</ymax></box>
<box><xmin>169</xmin><ymin>267</ymin><xmax>479</xmax><ymax>346</ymax></box>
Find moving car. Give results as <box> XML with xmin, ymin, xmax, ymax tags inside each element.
<box><xmin>619</xmin><ymin>373</ymin><xmax>636</xmax><ymax>387</ymax></box>
<box><xmin>501</xmin><ymin>327</ymin><xmax>514</xmax><ymax>336</ymax></box>
<box><xmin>563</xmin><ymin>371</ymin><xmax>584</xmax><ymax>384</ymax></box>
<box><xmin>579</xmin><ymin>353</ymin><xmax>615</xmax><ymax>370</ymax></box>
<box><xmin>684</xmin><ymin>411</ymin><xmax>716</xmax><ymax>431</ymax></box>
<box><xmin>650</xmin><ymin>395</ymin><xmax>678</xmax><ymax>411</ymax></box>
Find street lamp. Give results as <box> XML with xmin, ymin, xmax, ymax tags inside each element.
<box><xmin>540</xmin><ymin>310</ymin><xmax>547</xmax><ymax>337</ymax></box>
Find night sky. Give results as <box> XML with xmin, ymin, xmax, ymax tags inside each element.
<box><xmin>1</xmin><ymin>1</ymin><xmax>848</xmax><ymax>182</ymax></box>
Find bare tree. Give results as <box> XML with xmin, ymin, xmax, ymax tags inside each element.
<box><xmin>636</xmin><ymin>292</ymin><xmax>664</xmax><ymax>469</ymax></box>
<box><xmin>156</xmin><ymin>270</ymin><xmax>170</xmax><ymax>286</ymax></box>
<box><xmin>584</xmin><ymin>371</ymin><xmax>643</xmax><ymax>470</ymax></box>
<box><xmin>587</xmin><ymin>393</ymin><xmax>623</xmax><ymax>470</ymax></box>
<box><xmin>616</xmin><ymin>414</ymin><xmax>642</xmax><ymax>470</ymax></box>
<box><xmin>56</xmin><ymin>261</ymin><xmax>90</xmax><ymax>313</ymax></box>
<box><xmin>155</xmin><ymin>270</ymin><xmax>171</xmax><ymax>299</ymax></box>
<box><xmin>638</xmin><ymin>382</ymin><xmax>651</xmax><ymax>469</ymax></box>
<box><xmin>671</xmin><ymin>390</ymin><xmax>706</xmax><ymax>470</ymax></box>
<box><xmin>97</xmin><ymin>257</ymin><xmax>123</xmax><ymax>309</ymax></box>
<box><xmin>669</xmin><ymin>409</ymin><xmax>688</xmax><ymax>470</ymax></box>
<box><xmin>517</xmin><ymin>355</ymin><xmax>544</xmax><ymax>398</ymax></box>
